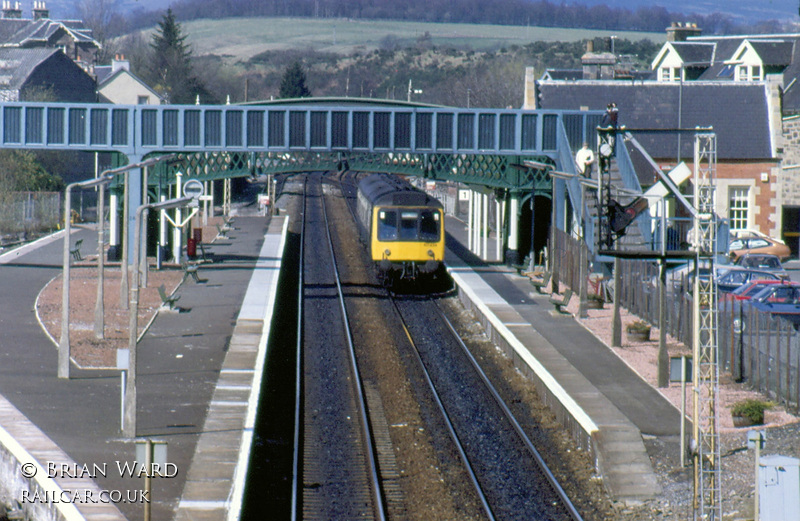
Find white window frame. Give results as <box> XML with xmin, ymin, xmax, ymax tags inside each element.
<box><xmin>728</xmin><ymin>186</ymin><xmax>750</xmax><ymax>231</ymax></box>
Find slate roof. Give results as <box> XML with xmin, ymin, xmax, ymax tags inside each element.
<box><xmin>669</xmin><ymin>42</ymin><xmax>715</xmax><ymax>67</ymax></box>
<box><xmin>0</xmin><ymin>46</ymin><xmax>59</xmax><ymax>90</ymax></box>
<box><xmin>0</xmin><ymin>17</ymin><xmax>97</xmax><ymax>48</ymax></box>
<box><xmin>94</xmin><ymin>65</ymin><xmax>164</xmax><ymax>103</ymax></box>
<box><xmin>535</xmin><ymin>80</ymin><xmax>773</xmax><ymax>161</ymax></box>
<box><xmin>542</xmin><ymin>69</ymin><xmax>583</xmax><ymax>81</ymax></box>
<box><xmin>749</xmin><ymin>40</ymin><xmax>794</xmax><ymax>66</ymax></box>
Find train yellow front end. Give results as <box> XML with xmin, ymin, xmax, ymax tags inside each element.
<box><xmin>356</xmin><ymin>173</ymin><xmax>445</xmax><ymax>282</ymax></box>
<box><xmin>370</xmin><ymin>205</ymin><xmax>445</xmax><ymax>276</ymax></box>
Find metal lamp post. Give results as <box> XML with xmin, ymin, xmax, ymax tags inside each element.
<box><xmin>124</xmin><ymin>195</ymin><xmax>195</xmax><ymax>438</ymax></box>
<box><xmin>60</xmin><ymin>154</ymin><xmax>177</xmax><ymax>379</ymax></box>
<box><xmin>59</xmin><ymin>174</ymin><xmax>115</xmax><ymax>378</ymax></box>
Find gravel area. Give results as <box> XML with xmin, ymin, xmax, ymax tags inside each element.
<box><xmin>561</xmin><ymin>293</ymin><xmax>800</xmax><ymax>521</ymax></box>
<box><xmin>36</xmin><ymin>218</ymin><xmax>226</xmax><ymax>368</ymax></box>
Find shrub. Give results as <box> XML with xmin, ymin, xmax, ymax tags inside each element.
<box><xmin>627</xmin><ymin>319</ymin><xmax>650</xmax><ymax>333</ymax></box>
<box><xmin>731</xmin><ymin>399</ymin><xmax>774</xmax><ymax>425</ymax></box>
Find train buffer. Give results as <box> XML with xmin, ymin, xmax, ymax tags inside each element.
<box><xmin>549</xmin><ymin>289</ymin><xmax>573</xmax><ymax>314</ymax></box>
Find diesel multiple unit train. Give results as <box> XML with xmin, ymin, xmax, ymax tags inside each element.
<box><xmin>355</xmin><ymin>173</ymin><xmax>446</xmax><ymax>282</ymax></box>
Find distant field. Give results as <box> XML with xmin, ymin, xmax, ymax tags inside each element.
<box><xmin>179</xmin><ymin>17</ymin><xmax>665</xmax><ymax>61</ymax></box>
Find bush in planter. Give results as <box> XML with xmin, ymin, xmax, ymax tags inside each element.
<box><xmin>730</xmin><ymin>398</ymin><xmax>774</xmax><ymax>425</ymax></box>
<box><xmin>586</xmin><ymin>294</ymin><xmax>604</xmax><ymax>308</ymax></box>
<box><xmin>626</xmin><ymin>319</ymin><xmax>651</xmax><ymax>341</ymax></box>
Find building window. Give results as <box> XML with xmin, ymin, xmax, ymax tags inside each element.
<box><xmin>137</xmin><ymin>96</ymin><xmax>149</xmax><ymax>105</ymax></box>
<box><xmin>735</xmin><ymin>64</ymin><xmax>763</xmax><ymax>81</ymax></box>
<box><xmin>728</xmin><ymin>187</ymin><xmax>749</xmax><ymax>230</ymax></box>
<box><xmin>659</xmin><ymin>67</ymin><xmax>681</xmax><ymax>82</ymax></box>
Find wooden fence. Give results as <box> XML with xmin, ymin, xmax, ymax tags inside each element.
<box><xmin>549</xmin><ymin>232</ymin><xmax>800</xmax><ymax>412</ymax></box>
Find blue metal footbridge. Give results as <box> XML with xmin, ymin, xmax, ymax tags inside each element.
<box><xmin>0</xmin><ymin>98</ymin><xmax>649</xmax><ymax>260</ymax></box>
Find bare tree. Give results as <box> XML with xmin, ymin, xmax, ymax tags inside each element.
<box><xmin>75</xmin><ymin>0</ymin><xmax>128</xmax><ymax>64</ymax></box>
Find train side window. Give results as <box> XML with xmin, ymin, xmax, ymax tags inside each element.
<box><xmin>399</xmin><ymin>211</ymin><xmax>418</xmax><ymax>240</ymax></box>
<box><xmin>378</xmin><ymin>210</ymin><xmax>398</xmax><ymax>240</ymax></box>
<box><xmin>419</xmin><ymin>210</ymin><xmax>440</xmax><ymax>241</ymax></box>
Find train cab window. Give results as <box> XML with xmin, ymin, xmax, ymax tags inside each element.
<box><xmin>378</xmin><ymin>210</ymin><xmax>398</xmax><ymax>240</ymax></box>
<box><xmin>399</xmin><ymin>211</ymin><xmax>418</xmax><ymax>240</ymax></box>
<box><xmin>419</xmin><ymin>210</ymin><xmax>440</xmax><ymax>241</ymax></box>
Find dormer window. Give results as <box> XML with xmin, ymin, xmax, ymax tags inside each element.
<box><xmin>659</xmin><ymin>66</ymin><xmax>682</xmax><ymax>82</ymax></box>
<box><xmin>735</xmin><ymin>64</ymin><xmax>762</xmax><ymax>81</ymax></box>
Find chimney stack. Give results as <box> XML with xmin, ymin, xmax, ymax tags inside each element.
<box><xmin>666</xmin><ymin>22</ymin><xmax>702</xmax><ymax>42</ymax></box>
<box><xmin>1</xmin><ymin>1</ymin><xmax>22</xmax><ymax>19</ymax></box>
<box><xmin>32</xmin><ymin>1</ymin><xmax>49</xmax><ymax>20</ymax></box>
<box><xmin>111</xmin><ymin>54</ymin><xmax>130</xmax><ymax>73</ymax></box>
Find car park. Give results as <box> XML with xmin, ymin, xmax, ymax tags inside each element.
<box><xmin>732</xmin><ymin>283</ymin><xmax>800</xmax><ymax>332</ymax></box>
<box><xmin>715</xmin><ymin>269</ymin><xmax>782</xmax><ymax>294</ymax></box>
<box><xmin>732</xmin><ymin>253</ymin><xmax>789</xmax><ymax>280</ymax></box>
<box><xmin>728</xmin><ymin>235</ymin><xmax>791</xmax><ymax>262</ymax></box>
<box><xmin>724</xmin><ymin>279</ymin><xmax>789</xmax><ymax>301</ymax></box>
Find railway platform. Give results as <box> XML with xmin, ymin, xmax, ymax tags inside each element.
<box><xmin>0</xmin><ymin>211</ymin><xmax>287</xmax><ymax>521</ymax></box>
<box><xmin>444</xmin><ymin>215</ymin><xmax>682</xmax><ymax>503</ymax></box>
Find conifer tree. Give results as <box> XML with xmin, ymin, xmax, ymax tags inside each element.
<box><xmin>148</xmin><ymin>9</ymin><xmax>211</xmax><ymax>104</ymax></box>
<box><xmin>279</xmin><ymin>61</ymin><xmax>312</xmax><ymax>99</ymax></box>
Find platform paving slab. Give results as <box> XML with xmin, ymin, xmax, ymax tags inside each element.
<box><xmin>444</xmin><ymin>226</ymin><xmax>673</xmax><ymax>503</ymax></box>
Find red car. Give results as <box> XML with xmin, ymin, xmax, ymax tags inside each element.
<box><xmin>727</xmin><ymin>279</ymin><xmax>797</xmax><ymax>301</ymax></box>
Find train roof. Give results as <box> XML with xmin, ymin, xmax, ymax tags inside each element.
<box><xmin>358</xmin><ymin>174</ymin><xmax>443</xmax><ymax>208</ymax></box>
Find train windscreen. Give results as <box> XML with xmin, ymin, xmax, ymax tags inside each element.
<box><xmin>378</xmin><ymin>209</ymin><xmax>441</xmax><ymax>242</ymax></box>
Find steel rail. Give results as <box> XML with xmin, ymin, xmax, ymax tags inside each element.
<box><xmin>290</xmin><ymin>177</ymin><xmax>307</xmax><ymax>521</ymax></box>
<box><xmin>320</xmin><ymin>175</ymin><xmax>388</xmax><ymax>521</ymax></box>
<box><xmin>389</xmin><ymin>295</ymin><xmax>496</xmax><ymax>521</ymax></box>
<box><xmin>432</xmin><ymin>300</ymin><xmax>584</xmax><ymax>521</ymax></box>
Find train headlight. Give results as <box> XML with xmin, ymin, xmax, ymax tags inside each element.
<box><xmin>427</xmin><ymin>249</ymin><xmax>434</xmax><ymax>258</ymax></box>
<box><xmin>384</xmin><ymin>249</ymin><xmax>391</xmax><ymax>258</ymax></box>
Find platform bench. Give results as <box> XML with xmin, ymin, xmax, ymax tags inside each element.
<box><xmin>70</xmin><ymin>238</ymin><xmax>83</xmax><ymax>261</ymax></box>
<box><xmin>530</xmin><ymin>272</ymin><xmax>552</xmax><ymax>294</ymax></box>
<box><xmin>181</xmin><ymin>258</ymin><xmax>206</xmax><ymax>283</ymax></box>
<box><xmin>158</xmin><ymin>284</ymin><xmax>180</xmax><ymax>310</ymax></box>
<box><xmin>549</xmin><ymin>289</ymin><xmax>573</xmax><ymax>313</ymax></box>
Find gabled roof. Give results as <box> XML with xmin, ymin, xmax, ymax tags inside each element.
<box><xmin>0</xmin><ymin>46</ymin><xmax>60</xmax><ymax>90</ymax></box>
<box><xmin>746</xmin><ymin>40</ymin><xmax>794</xmax><ymax>66</ymax></box>
<box><xmin>95</xmin><ymin>65</ymin><xmax>164</xmax><ymax>103</ymax></box>
<box><xmin>535</xmin><ymin>80</ymin><xmax>773</xmax><ymax>161</ymax></box>
<box><xmin>669</xmin><ymin>42</ymin><xmax>715</xmax><ymax>67</ymax></box>
<box><xmin>0</xmin><ymin>17</ymin><xmax>98</xmax><ymax>48</ymax></box>
<box><xmin>541</xmin><ymin>69</ymin><xmax>583</xmax><ymax>81</ymax></box>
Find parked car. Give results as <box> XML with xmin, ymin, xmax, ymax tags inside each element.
<box><xmin>664</xmin><ymin>262</ymin><xmax>731</xmax><ymax>293</ymax></box>
<box><xmin>733</xmin><ymin>283</ymin><xmax>800</xmax><ymax>332</ymax></box>
<box><xmin>715</xmin><ymin>269</ymin><xmax>782</xmax><ymax>294</ymax></box>
<box><xmin>725</xmin><ymin>279</ymin><xmax>789</xmax><ymax>302</ymax></box>
<box><xmin>732</xmin><ymin>253</ymin><xmax>789</xmax><ymax>280</ymax></box>
<box><xmin>728</xmin><ymin>235</ymin><xmax>791</xmax><ymax>262</ymax></box>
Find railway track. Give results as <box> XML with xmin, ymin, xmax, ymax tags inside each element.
<box><xmin>292</xmin><ymin>173</ymin><xmax>386</xmax><ymax>520</ymax></box>
<box><xmin>391</xmin><ymin>295</ymin><xmax>583</xmax><ymax>520</ymax></box>
<box><xmin>267</xmin><ymin>171</ymin><xmax>593</xmax><ymax>520</ymax></box>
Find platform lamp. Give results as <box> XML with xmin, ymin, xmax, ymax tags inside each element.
<box><xmin>123</xmin><ymin>195</ymin><xmax>195</xmax><ymax>438</ymax></box>
<box><xmin>59</xmin><ymin>173</ymin><xmax>115</xmax><ymax>379</ymax></box>
<box><xmin>59</xmin><ymin>155</ymin><xmax>177</xmax><ymax>380</ymax></box>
